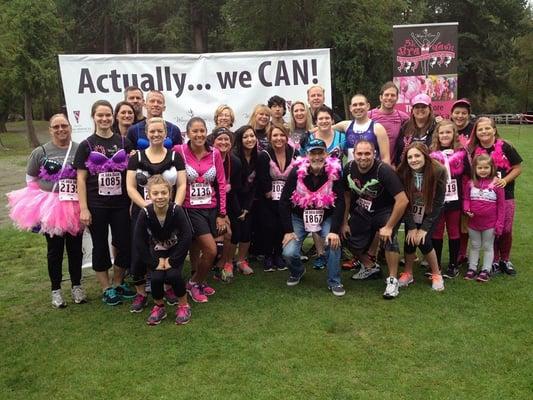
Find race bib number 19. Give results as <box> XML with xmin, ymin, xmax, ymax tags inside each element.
<box><xmin>58</xmin><ymin>178</ymin><xmax>78</xmax><ymax>201</ymax></box>
<box><xmin>445</xmin><ymin>178</ymin><xmax>459</xmax><ymax>202</ymax></box>
<box><xmin>98</xmin><ymin>172</ymin><xmax>122</xmax><ymax>196</ymax></box>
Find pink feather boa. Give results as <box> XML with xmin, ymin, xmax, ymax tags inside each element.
<box><xmin>430</xmin><ymin>149</ymin><xmax>466</xmax><ymax>177</ymax></box>
<box><xmin>473</xmin><ymin>139</ymin><xmax>511</xmax><ymax>171</ymax></box>
<box><xmin>290</xmin><ymin>157</ymin><xmax>341</xmax><ymax>209</ymax></box>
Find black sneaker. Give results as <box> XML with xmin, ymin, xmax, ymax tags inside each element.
<box><xmin>443</xmin><ymin>265</ymin><xmax>459</xmax><ymax>279</ymax></box>
<box><xmin>263</xmin><ymin>256</ymin><xmax>275</xmax><ymax>272</ymax></box>
<box><xmin>500</xmin><ymin>260</ymin><xmax>517</xmax><ymax>276</ymax></box>
<box><xmin>286</xmin><ymin>270</ymin><xmax>305</xmax><ymax>286</ymax></box>
<box><xmin>491</xmin><ymin>262</ymin><xmax>501</xmax><ymax>275</ymax></box>
<box><xmin>102</xmin><ymin>287</ymin><xmax>122</xmax><ymax>306</ymax></box>
<box><xmin>329</xmin><ymin>284</ymin><xmax>346</xmax><ymax>297</ymax></box>
<box><xmin>274</xmin><ymin>255</ymin><xmax>288</xmax><ymax>271</ymax></box>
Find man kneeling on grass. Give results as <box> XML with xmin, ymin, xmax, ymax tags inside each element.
<box><xmin>279</xmin><ymin>139</ymin><xmax>346</xmax><ymax>296</ymax></box>
<box><xmin>341</xmin><ymin>140</ymin><xmax>409</xmax><ymax>299</ymax></box>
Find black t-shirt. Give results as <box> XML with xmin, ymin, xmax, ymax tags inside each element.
<box><xmin>127</xmin><ymin>149</ymin><xmax>185</xmax><ymax>199</ymax></box>
<box><xmin>343</xmin><ymin>160</ymin><xmax>404</xmax><ymax>216</ymax></box>
<box><xmin>74</xmin><ymin>134</ymin><xmax>133</xmax><ymax>208</ymax></box>
<box><xmin>480</xmin><ymin>141</ymin><xmax>522</xmax><ymax>199</ymax></box>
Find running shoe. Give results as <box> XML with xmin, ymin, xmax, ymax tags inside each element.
<box><xmin>221</xmin><ymin>263</ymin><xmax>234</xmax><ymax>282</ymax></box>
<box><xmin>476</xmin><ymin>270</ymin><xmax>490</xmax><ymax>282</ymax></box>
<box><xmin>443</xmin><ymin>265</ymin><xmax>459</xmax><ymax>279</ymax></box>
<box><xmin>286</xmin><ymin>269</ymin><xmax>305</xmax><ymax>287</ymax></box>
<box><xmin>329</xmin><ymin>284</ymin><xmax>346</xmax><ymax>297</ymax></box>
<box><xmin>342</xmin><ymin>258</ymin><xmax>358</xmax><ymax>270</ymax></box>
<box><xmin>130</xmin><ymin>294</ymin><xmax>148</xmax><ymax>313</ymax></box>
<box><xmin>51</xmin><ymin>289</ymin><xmax>67</xmax><ymax>308</ymax></box>
<box><xmin>313</xmin><ymin>255</ymin><xmax>326</xmax><ymax>270</ymax></box>
<box><xmin>464</xmin><ymin>269</ymin><xmax>477</xmax><ymax>280</ymax></box>
<box><xmin>71</xmin><ymin>285</ymin><xmax>87</xmax><ymax>304</ymax></box>
<box><xmin>164</xmin><ymin>288</ymin><xmax>178</xmax><ymax>305</ymax></box>
<box><xmin>186</xmin><ymin>281</ymin><xmax>208</xmax><ymax>303</ymax></box>
<box><xmin>351</xmin><ymin>264</ymin><xmax>381</xmax><ymax>280</ymax></box>
<box><xmin>263</xmin><ymin>256</ymin><xmax>275</xmax><ymax>272</ymax></box>
<box><xmin>383</xmin><ymin>277</ymin><xmax>399</xmax><ymax>299</ymax></box>
<box><xmin>102</xmin><ymin>287</ymin><xmax>122</xmax><ymax>306</ymax></box>
<box><xmin>116</xmin><ymin>283</ymin><xmax>136</xmax><ymax>300</ymax></box>
<box><xmin>200</xmin><ymin>283</ymin><xmax>215</xmax><ymax>296</ymax></box>
<box><xmin>236</xmin><ymin>260</ymin><xmax>254</xmax><ymax>275</ymax></box>
<box><xmin>491</xmin><ymin>262</ymin><xmax>501</xmax><ymax>275</ymax></box>
<box><xmin>274</xmin><ymin>255</ymin><xmax>287</xmax><ymax>271</ymax></box>
<box><xmin>431</xmin><ymin>274</ymin><xmax>445</xmax><ymax>291</ymax></box>
<box><xmin>147</xmin><ymin>305</ymin><xmax>167</xmax><ymax>325</ymax></box>
<box><xmin>499</xmin><ymin>260</ymin><xmax>517</xmax><ymax>276</ymax></box>
<box><xmin>175</xmin><ymin>304</ymin><xmax>192</xmax><ymax>325</ymax></box>
<box><xmin>398</xmin><ymin>272</ymin><xmax>414</xmax><ymax>287</ymax></box>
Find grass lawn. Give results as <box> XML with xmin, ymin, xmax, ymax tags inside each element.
<box><xmin>0</xmin><ymin>123</ymin><xmax>531</xmax><ymax>399</ymax></box>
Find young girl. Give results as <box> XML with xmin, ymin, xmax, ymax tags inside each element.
<box><xmin>429</xmin><ymin>120</ymin><xmax>469</xmax><ymax>278</ymax></box>
<box><xmin>468</xmin><ymin>117</ymin><xmax>522</xmax><ymax>275</ymax></box>
<box><xmin>397</xmin><ymin>142</ymin><xmax>447</xmax><ymax>291</ymax></box>
<box><xmin>463</xmin><ymin>155</ymin><xmax>505</xmax><ymax>282</ymax></box>
<box><xmin>133</xmin><ymin>175</ymin><xmax>193</xmax><ymax>324</ymax></box>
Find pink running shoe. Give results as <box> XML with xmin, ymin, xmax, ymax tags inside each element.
<box><xmin>200</xmin><ymin>283</ymin><xmax>216</xmax><ymax>296</ymax></box>
<box><xmin>175</xmin><ymin>304</ymin><xmax>192</xmax><ymax>325</ymax></box>
<box><xmin>187</xmin><ymin>282</ymin><xmax>208</xmax><ymax>303</ymax></box>
<box><xmin>237</xmin><ymin>260</ymin><xmax>254</xmax><ymax>275</ymax></box>
<box><xmin>146</xmin><ymin>304</ymin><xmax>167</xmax><ymax>325</ymax></box>
<box><xmin>398</xmin><ymin>272</ymin><xmax>414</xmax><ymax>287</ymax></box>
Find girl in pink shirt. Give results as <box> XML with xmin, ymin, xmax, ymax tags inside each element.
<box><xmin>463</xmin><ymin>154</ymin><xmax>505</xmax><ymax>282</ymax></box>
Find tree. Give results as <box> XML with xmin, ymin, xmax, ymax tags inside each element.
<box><xmin>3</xmin><ymin>0</ymin><xmax>63</xmax><ymax>147</ymax></box>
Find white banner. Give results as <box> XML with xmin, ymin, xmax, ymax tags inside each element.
<box><xmin>58</xmin><ymin>49</ymin><xmax>332</xmax><ymax>142</ymax></box>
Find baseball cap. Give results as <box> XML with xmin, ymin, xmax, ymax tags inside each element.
<box><xmin>412</xmin><ymin>93</ymin><xmax>432</xmax><ymax>107</ymax></box>
<box><xmin>452</xmin><ymin>98</ymin><xmax>471</xmax><ymax>112</ymax></box>
<box><xmin>306</xmin><ymin>138</ymin><xmax>327</xmax><ymax>152</ymax></box>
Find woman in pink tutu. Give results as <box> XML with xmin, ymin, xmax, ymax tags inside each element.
<box><xmin>7</xmin><ymin>114</ymin><xmax>86</xmax><ymax>308</ymax></box>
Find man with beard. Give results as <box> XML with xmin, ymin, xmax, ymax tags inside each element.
<box><xmin>342</xmin><ymin>140</ymin><xmax>408</xmax><ymax>299</ymax></box>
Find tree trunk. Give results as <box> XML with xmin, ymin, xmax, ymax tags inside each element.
<box><xmin>103</xmin><ymin>15</ymin><xmax>111</xmax><ymax>53</ymax></box>
<box><xmin>343</xmin><ymin>93</ymin><xmax>349</xmax><ymax>120</ymax></box>
<box><xmin>190</xmin><ymin>2</ymin><xmax>207</xmax><ymax>52</ymax></box>
<box><xmin>125</xmin><ymin>32</ymin><xmax>133</xmax><ymax>53</ymax></box>
<box><xmin>24</xmin><ymin>92</ymin><xmax>40</xmax><ymax>148</ymax></box>
<box><xmin>0</xmin><ymin>115</ymin><xmax>7</xmax><ymax>133</ymax></box>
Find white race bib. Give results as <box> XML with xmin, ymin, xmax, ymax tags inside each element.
<box><xmin>271</xmin><ymin>180</ymin><xmax>285</xmax><ymax>201</ymax></box>
<box><xmin>445</xmin><ymin>178</ymin><xmax>459</xmax><ymax>202</ymax></box>
<box><xmin>356</xmin><ymin>197</ymin><xmax>372</xmax><ymax>211</ymax></box>
<box><xmin>58</xmin><ymin>178</ymin><xmax>78</xmax><ymax>201</ymax></box>
<box><xmin>303</xmin><ymin>209</ymin><xmax>324</xmax><ymax>232</ymax></box>
<box><xmin>190</xmin><ymin>182</ymin><xmax>212</xmax><ymax>205</ymax></box>
<box><xmin>98</xmin><ymin>172</ymin><xmax>122</xmax><ymax>196</ymax></box>
<box><xmin>412</xmin><ymin>203</ymin><xmax>425</xmax><ymax>225</ymax></box>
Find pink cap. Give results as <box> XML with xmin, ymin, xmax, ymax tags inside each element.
<box><xmin>452</xmin><ymin>98</ymin><xmax>471</xmax><ymax>111</ymax></box>
<box><xmin>411</xmin><ymin>93</ymin><xmax>432</xmax><ymax>107</ymax></box>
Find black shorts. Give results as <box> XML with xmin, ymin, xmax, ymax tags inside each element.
<box><xmin>345</xmin><ymin>209</ymin><xmax>400</xmax><ymax>253</ymax></box>
<box><xmin>185</xmin><ymin>207</ymin><xmax>217</xmax><ymax>237</ymax></box>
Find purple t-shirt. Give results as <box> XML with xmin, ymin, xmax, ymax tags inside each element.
<box><xmin>368</xmin><ymin>108</ymin><xmax>409</xmax><ymax>161</ymax></box>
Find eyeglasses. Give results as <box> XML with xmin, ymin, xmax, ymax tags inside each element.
<box><xmin>50</xmin><ymin>124</ymin><xmax>69</xmax><ymax>130</ymax></box>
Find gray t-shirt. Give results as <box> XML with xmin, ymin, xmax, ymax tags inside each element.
<box><xmin>27</xmin><ymin>141</ymin><xmax>79</xmax><ymax>192</ymax></box>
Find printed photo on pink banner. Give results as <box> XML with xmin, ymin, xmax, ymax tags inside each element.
<box><xmin>394</xmin><ymin>75</ymin><xmax>457</xmax><ymax>117</ymax></box>
<box><xmin>393</xmin><ymin>22</ymin><xmax>458</xmax><ymax>118</ymax></box>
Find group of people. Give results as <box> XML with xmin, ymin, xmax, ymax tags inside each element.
<box><xmin>7</xmin><ymin>82</ymin><xmax>523</xmax><ymax>326</ymax></box>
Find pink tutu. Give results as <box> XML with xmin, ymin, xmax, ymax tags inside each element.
<box><xmin>7</xmin><ymin>183</ymin><xmax>48</xmax><ymax>231</ymax></box>
<box><xmin>7</xmin><ymin>182</ymin><xmax>82</xmax><ymax>236</ymax></box>
<box><xmin>40</xmin><ymin>192</ymin><xmax>82</xmax><ymax>236</ymax></box>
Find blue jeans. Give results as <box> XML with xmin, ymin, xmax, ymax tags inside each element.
<box><xmin>282</xmin><ymin>215</ymin><xmax>341</xmax><ymax>287</ymax></box>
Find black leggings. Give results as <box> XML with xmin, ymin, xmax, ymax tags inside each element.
<box><xmin>260</xmin><ymin>198</ymin><xmax>283</xmax><ymax>257</ymax></box>
<box><xmin>151</xmin><ymin>268</ymin><xmax>186</xmax><ymax>301</ymax></box>
<box><xmin>45</xmin><ymin>233</ymin><xmax>83</xmax><ymax>291</ymax></box>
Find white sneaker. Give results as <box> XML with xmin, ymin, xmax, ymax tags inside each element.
<box><xmin>351</xmin><ymin>264</ymin><xmax>381</xmax><ymax>280</ymax></box>
<box><xmin>71</xmin><ymin>285</ymin><xmax>87</xmax><ymax>304</ymax></box>
<box><xmin>51</xmin><ymin>289</ymin><xmax>67</xmax><ymax>308</ymax></box>
<box><xmin>431</xmin><ymin>274</ymin><xmax>445</xmax><ymax>291</ymax></box>
<box><xmin>383</xmin><ymin>277</ymin><xmax>399</xmax><ymax>299</ymax></box>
